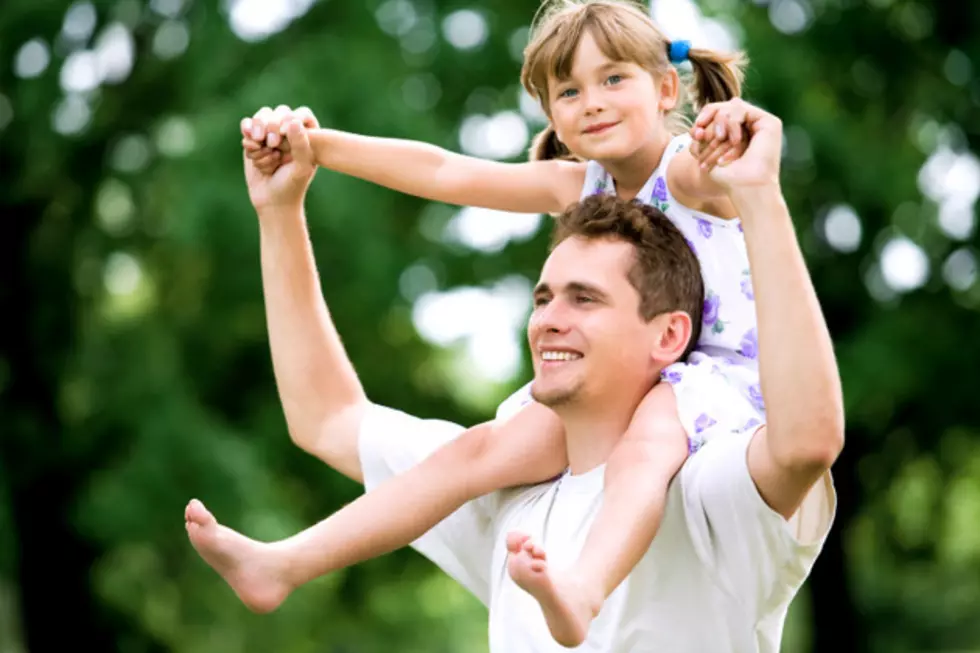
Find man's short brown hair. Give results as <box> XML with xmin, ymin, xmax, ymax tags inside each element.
<box><xmin>551</xmin><ymin>194</ymin><xmax>704</xmax><ymax>358</ymax></box>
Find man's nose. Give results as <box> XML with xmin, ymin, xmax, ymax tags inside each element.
<box><xmin>532</xmin><ymin>300</ymin><xmax>571</xmax><ymax>334</ymax></box>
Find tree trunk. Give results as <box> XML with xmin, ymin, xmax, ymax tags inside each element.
<box><xmin>0</xmin><ymin>201</ymin><xmax>162</xmax><ymax>652</ymax></box>
<box><xmin>808</xmin><ymin>436</ymin><xmax>866</xmax><ymax>652</ymax></box>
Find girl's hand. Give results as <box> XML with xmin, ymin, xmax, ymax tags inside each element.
<box><xmin>690</xmin><ymin>110</ymin><xmax>748</xmax><ymax>171</ymax></box>
<box><xmin>694</xmin><ymin>99</ymin><xmax>784</xmax><ymax>190</ymax></box>
<box><xmin>241</xmin><ymin>105</ymin><xmax>319</xmax><ymax>175</ymax></box>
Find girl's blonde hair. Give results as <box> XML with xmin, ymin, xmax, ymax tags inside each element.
<box><xmin>522</xmin><ymin>0</ymin><xmax>747</xmax><ymax>160</ymax></box>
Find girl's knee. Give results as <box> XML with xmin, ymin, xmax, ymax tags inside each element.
<box><xmin>626</xmin><ymin>384</ymin><xmax>687</xmax><ymax>447</ymax></box>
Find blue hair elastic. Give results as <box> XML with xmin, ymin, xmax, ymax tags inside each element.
<box><xmin>668</xmin><ymin>40</ymin><xmax>691</xmax><ymax>64</ymax></box>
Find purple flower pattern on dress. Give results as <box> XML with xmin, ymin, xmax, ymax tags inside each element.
<box><xmin>697</xmin><ymin>218</ymin><xmax>713</xmax><ymax>239</ymax></box>
<box><xmin>694</xmin><ymin>414</ymin><xmax>717</xmax><ymax>434</ymax></box>
<box><xmin>738</xmin><ymin>328</ymin><xmax>758</xmax><ymax>359</ymax></box>
<box><xmin>703</xmin><ymin>291</ymin><xmax>726</xmax><ymax>335</ymax></box>
<box><xmin>748</xmin><ymin>383</ymin><xmax>765</xmax><ymax>412</ymax></box>
<box><xmin>740</xmin><ymin>271</ymin><xmax>754</xmax><ymax>301</ymax></box>
<box><xmin>649</xmin><ymin>176</ymin><xmax>672</xmax><ymax>212</ymax></box>
<box><xmin>661</xmin><ymin>368</ymin><xmax>684</xmax><ymax>385</ymax></box>
<box><xmin>703</xmin><ymin>291</ymin><xmax>720</xmax><ymax>326</ymax></box>
<box><xmin>585</xmin><ymin>150</ymin><xmax>761</xmax><ymax>454</ymax></box>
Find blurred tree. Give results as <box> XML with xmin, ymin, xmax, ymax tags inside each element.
<box><xmin>1</xmin><ymin>0</ymin><xmax>979</xmax><ymax>652</ymax></box>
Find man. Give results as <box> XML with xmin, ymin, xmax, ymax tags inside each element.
<box><xmin>187</xmin><ymin>99</ymin><xmax>841</xmax><ymax>651</ymax></box>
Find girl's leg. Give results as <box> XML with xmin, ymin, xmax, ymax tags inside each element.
<box><xmin>506</xmin><ymin>382</ymin><xmax>687</xmax><ymax>647</ymax></box>
<box><xmin>185</xmin><ymin>402</ymin><xmax>567</xmax><ymax>612</ymax></box>
<box><xmin>576</xmin><ymin>382</ymin><xmax>687</xmax><ymax>597</ymax></box>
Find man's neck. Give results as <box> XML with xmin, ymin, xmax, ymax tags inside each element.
<box><xmin>557</xmin><ymin>394</ymin><xmax>645</xmax><ymax>475</ymax></box>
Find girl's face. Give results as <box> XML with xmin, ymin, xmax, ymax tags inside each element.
<box><xmin>546</xmin><ymin>30</ymin><xmax>677</xmax><ymax>164</ymax></box>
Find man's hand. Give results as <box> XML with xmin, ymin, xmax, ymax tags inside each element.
<box><xmin>690</xmin><ymin>99</ymin><xmax>783</xmax><ymax>192</ymax></box>
<box><xmin>688</xmin><ymin>112</ymin><xmax>747</xmax><ymax>174</ymax></box>
<box><xmin>241</xmin><ymin>105</ymin><xmax>319</xmax><ymax>213</ymax></box>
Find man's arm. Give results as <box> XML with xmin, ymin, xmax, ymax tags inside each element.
<box><xmin>246</xmin><ymin>110</ymin><xmax>368</xmax><ymax>482</ymax></box>
<box><xmin>246</xmin><ymin>114</ymin><xmax>497</xmax><ymax>602</ymax></box>
<box><xmin>669</xmin><ymin>103</ymin><xmax>840</xmax><ymax>612</ymax></box>
<box><xmin>734</xmin><ymin>185</ymin><xmax>844</xmax><ymax>519</ymax></box>
<box><xmin>698</xmin><ymin>100</ymin><xmax>844</xmax><ymax>519</ymax></box>
<box><xmin>257</xmin><ymin>203</ymin><xmax>368</xmax><ymax>482</ymax></box>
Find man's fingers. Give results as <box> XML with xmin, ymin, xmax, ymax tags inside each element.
<box><xmin>244</xmin><ymin>103</ymin><xmax>319</xmax><ymax>150</ymax></box>
<box><xmin>695</xmin><ymin>122</ymin><xmax>727</xmax><ymax>161</ymax></box>
<box><xmin>245</xmin><ymin>145</ymin><xmax>277</xmax><ymax>160</ymax></box>
<box><xmin>242</xmin><ymin>138</ymin><xmax>263</xmax><ymax>153</ymax></box>
<box><xmin>703</xmin><ymin>143</ymin><xmax>736</xmax><ymax>170</ymax></box>
<box><xmin>251</xmin><ymin>106</ymin><xmax>274</xmax><ymax>142</ymax></box>
<box><xmin>717</xmin><ymin>144</ymin><xmax>740</xmax><ymax>167</ymax></box>
<box><xmin>698</xmin><ymin>139</ymin><xmax>726</xmax><ymax>170</ymax></box>
<box><xmin>292</xmin><ymin>106</ymin><xmax>320</xmax><ymax>130</ymax></box>
<box><xmin>285</xmin><ymin>118</ymin><xmax>312</xmax><ymax>162</ymax></box>
<box><xmin>740</xmin><ymin>103</ymin><xmax>780</xmax><ymax>136</ymax></box>
<box><xmin>708</xmin><ymin>109</ymin><xmax>744</xmax><ymax>145</ymax></box>
<box><xmin>265</xmin><ymin>104</ymin><xmax>296</xmax><ymax>147</ymax></box>
<box><xmin>275</xmin><ymin>106</ymin><xmax>317</xmax><ymax>154</ymax></box>
<box><xmin>688</xmin><ymin>134</ymin><xmax>703</xmax><ymax>158</ymax></box>
<box><xmin>254</xmin><ymin>151</ymin><xmax>283</xmax><ymax>171</ymax></box>
<box><xmin>260</xmin><ymin>111</ymin><xmax>284</xmax><ymax>147</ymax></box>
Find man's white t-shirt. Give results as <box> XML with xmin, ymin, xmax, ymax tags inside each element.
<box><xmin>358</xmin><ymin>403</ymin><xmax>836</xmax><ymax>653</ymax></box>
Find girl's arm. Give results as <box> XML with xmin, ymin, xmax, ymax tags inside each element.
<box><xmin>307</xmin><ymin>129</ymin><xmax>586</xmax><ymax>214</ymax></box>
<box><xmin>666</xmin><ymin>121</ymin><xmax>745</xmax><ymax>217</ymax></box>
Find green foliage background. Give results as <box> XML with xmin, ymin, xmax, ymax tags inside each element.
<box><xmin>1</xmin><ymin>0</ymin><xmax>979</xmax><ymax>651</ymax></box>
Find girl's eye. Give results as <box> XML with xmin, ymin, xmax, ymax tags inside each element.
<box><xmin>558</xmin><ymin>87</ymin><xmax>579</xmax><ymax>99</ymax></box>
<box><xmin>606</xmin><ymin>74</ymin><xmax>623</xmax><ymax>85</ymax></box>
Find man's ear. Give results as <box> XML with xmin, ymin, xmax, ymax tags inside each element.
<box><xmin>649</xmin><ymin>310</ymin><xmax>694</xmax><ymax>364</ymax></box>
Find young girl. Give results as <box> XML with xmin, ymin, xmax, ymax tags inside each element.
<box><xmin>190</xmin><ymin>0</ymin><xmax>764</xmax><ymax>646</ymax></box>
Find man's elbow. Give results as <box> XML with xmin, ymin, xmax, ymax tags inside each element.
<box><xmin>286</xmin><ymin>400</ymin><xmax>368</xmax><ymax>457</ymax></box>
<box><xmin>286</xmin><ymin>401</ymin><xmax>368</xmax><ymax>482</ymax></box>
<box><xmin>774</xmin><ymin>410</ymin><xmax>845</xmax><ymax>473</ymax></box>
<box><xmin>807</xmin><ymin>424</ymin><xmax>845</xmax><ymax>471</ymax></box>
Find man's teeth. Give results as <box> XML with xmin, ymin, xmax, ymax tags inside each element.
<box><xmin>541</xmin><ymin>351</ymin><xmax>582</xmax><ymax>361</ymax></box>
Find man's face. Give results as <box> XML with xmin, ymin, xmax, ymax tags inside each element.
<box><xmin>528</xmin><ymin>236</ymin><xmax>661</xmax><ymax>408</ymax></box>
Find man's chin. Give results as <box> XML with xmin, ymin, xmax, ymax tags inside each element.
<box><xmin>530</xmin><ymin>380</ymin><xmax>579</xmax><ymax>407</ymax></box>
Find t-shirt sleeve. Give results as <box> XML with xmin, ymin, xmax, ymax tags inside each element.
<box><xmin>357</xmin><ymin>402</ymin><xmax>496</xmax><ymax>605</ymax></box>
<box><xmin>677</xmin><ymin>429</ymin><xmax>837</xmax><ymax>615</ymax></box>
